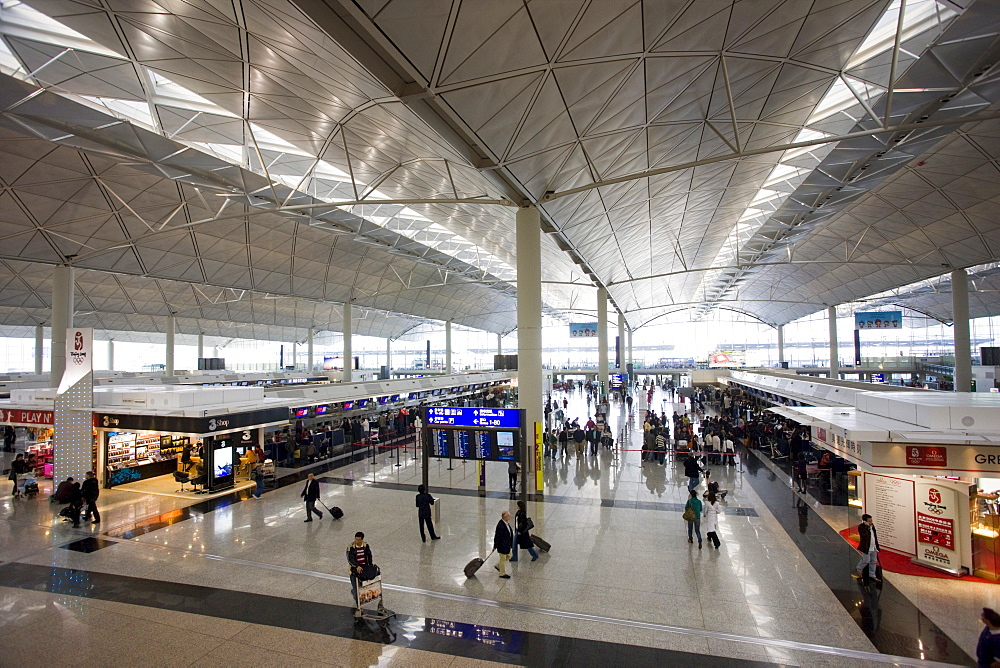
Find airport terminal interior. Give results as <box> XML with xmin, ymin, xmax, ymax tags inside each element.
<box><xmin>5</xmin><ymin>0</ymin><xmax>1000</xmax><ymax>666</ymax></box>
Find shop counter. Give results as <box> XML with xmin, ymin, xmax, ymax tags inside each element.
<box><xmin>106</xmin><ymin>458</ymin><xmax>178</xmax><ymax>487</ymax></box>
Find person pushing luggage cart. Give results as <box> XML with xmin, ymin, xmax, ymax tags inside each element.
<box><xmin>347</xmin><ymin>531</ymin><xmax>394</xmax><ymax>620</ymax></box>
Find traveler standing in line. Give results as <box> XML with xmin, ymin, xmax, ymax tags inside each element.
<box><xmin>704</xmin><ymin>492</ymin><xmax>721</xmax><ymax>549</ymax></box>
<box><xmin>415</xmin><ymin>484</ymin><xmax>440</xmax><ymax>542</ymax></box>
<box><xmin>511</xmin><ymin>500</ymin><xmax>539</xmax><ymax>562</ymax></box>
<box><xmin>684</xmin><ymin>489</ymin><xmax>703</xmax><ymax>548</ymax></box>
<box><xmin>508</xmin><ymin>459</ymin><xmax>518</xmax><ymax>492</ymax></box>
<box><xmin>300</xmin><ymin>472</ymin><xmax>323</xmax><ymax>522</ymax></box>
<box><xmin>81</xmin><ymin>471</ymin><xmax>100</xmax><ymax>524</ymax></box>
<box><xmin>492</xmin><ymin>510</ymin><xmax>514</xmax><ymax>579</ymax></box>
<box><xmin>683</xmin><ymin>454</ymin><xmax>703</xmax><ymax>492</ymax></box>
<box><xmin>852</xmin><ymin>513</ymin><xmax>881</xmax><ymax>582</ymax></box>
<box><xmin>976</xmin><ymin>607</ymin><xmax>1000</xmax><ymax>668</ymax></box>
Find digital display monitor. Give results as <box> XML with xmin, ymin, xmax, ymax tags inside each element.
<box><xmin>315</xmin><ymin>405</ymin><xmax>329</xmax><ymax>415</ymax></box>
<box><xmin>455</xmin><ymin>430</ymin><xmax>471</xmax><ymax>459</ymax></box>
<box><xmin>475</xmin><ymin>431</ymin><xmax>492</xmax><ymax>459</ymax></box>
<box><xmin>390</xmin><ymin>394</ymin><xmax>400</xmax><ymax>402</ymax></box>
<box><xmin>213</xmin><ymin>445</ymin><xmax>233</xmax><ymax>480</ymax></box>
<box><xmin>360</xmin><ymin>399</ymin><xmax>372</xmax><ymax>408</ymax></box>
<box><xmin>342</xmin><ymin>401</ymin><xmax>354</xmax><ymax>410</ymax></box>
<box><xmin>432</xmin><ymin>429</ymin><xmax>450</xmax><ymax>458</ymax></box>
<box><xmin>451</xmin><ymin>386</ymin><xmax>460</xmax><ymax>393</ymax></box>
<box><xmin>294</xmin><ymin>407</ymin><xmax>309</xmax><ymax>418</ymax></box>
<box><xmin>239</xmin><ymin>381</ymin><xmax>249</xmax><ymax>386</ymax></box>
<box><xmin>408</xmin><ymin>392</ymin><xmax>418</xmax><ymax>400</ymax></box>
<box><xmin>378</xmin><ymin>396</ymin><xmax>389</xmax><ymax>405</ymax></box>
<box><xmin>496</xmin><ymin>431</ymin><xmax>515</xmax><ymax>461</ymax></box>
<box><xmin>432</xmin><ymin>389</ymin><xmax>441</xmax><ymax>396</ymax></box>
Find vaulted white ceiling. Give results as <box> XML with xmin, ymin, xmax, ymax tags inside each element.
<box><xmin>0</xmin><ymin>0</ymin><xmax>998</xmax><ymax>341</ymax></box>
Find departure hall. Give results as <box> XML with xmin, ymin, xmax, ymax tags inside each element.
<box><xmin>3</xmin><ymin>0</ymin><xmax>1000</xmax><ymax>666</ymax></box>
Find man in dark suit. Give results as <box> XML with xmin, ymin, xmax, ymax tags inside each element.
<box><xmin>852</xmin><ymin>513</ymin><xmax>881</xmax><ymax>582</ymax></box>
<box><xmin>301</xmin><ymin>473</ymin><xmax>323</xmax><ymax>522</ymax></box>
<box><xmin>415</xmin><ymin>484</ymin><xmax>440</xmax><ymax>542</ymax></box>
<box><xmin>81</xmin><ymin>471</ymin><xmax>100</xmax><ymax>523</ymax></box>
<box><xmin>493</xmin><ymin>510</ymin><xmax>514</xmax><ymax>579</ymax></box>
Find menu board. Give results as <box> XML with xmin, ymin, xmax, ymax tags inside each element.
<box><xmin>864</xmin><ymin>473</ymin><xmax>916</xmax><ymax>555</ymax></box>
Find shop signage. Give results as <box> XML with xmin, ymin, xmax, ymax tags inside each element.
<box><xmin>906</xmin><ymin>445</ymin><xmax>948</xmax><ymax>467</ymax></box>
<box><xmin>913</xmin><ymin>480</ymin><xmax>960</xmax><ymax>571</ymax></box>
<box><xmin>96</xmin><ymin>406</ymin><xmax>288</xmax><ymax>435</ymax></box>
<box><xmin>863</xmin><ymin>472</ymin><xmax>916</xmax><ymax>555</ymax></box>
<box><xmin>1</xmin><ymin>409</ymin><xmax>54</xmax><ymax>426</ymax></box>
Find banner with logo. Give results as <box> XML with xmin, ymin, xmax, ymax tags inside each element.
<box><xmin>854</xmin><ymin>311</ymin><xmax>903</xmax><ymax>330</ymax></box>
<box><xmin>569</xmin><ymin>323</ymin><xmax>598</xmax><ymax>338</ymax></box>
<box><xmin>58</xmin><ymin>327</ymin><xmax>93</xmax><ymax>393</ymax></box>
<box><xmin>913</xmin><ymin>480</ymin><xmax>960</xmax><ymax>573</ymax></box>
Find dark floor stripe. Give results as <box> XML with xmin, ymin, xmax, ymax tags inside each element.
<box><xmin>0</xmin><ymin>562</ymin><xmax>775</xmax><ymax>667</ymax></box>
<box><xmin>742</xmin><ymin>449</ymin><xmax>972</xmax><ymax>665</ymax></box>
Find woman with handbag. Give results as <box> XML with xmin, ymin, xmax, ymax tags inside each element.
<box><xmin>684</xmin><ymin>489</ymin><xmax>703</xmax><ymax>548</ymax></box>
<box><xmin>511</xmin><ymin>500</ymin><xmax>539</xmax><ymax>562</ymax></box>
<box><xmin>704</xmin><ymin>492</ymin><xmax>722</xmax><ymax>549</ymax></box>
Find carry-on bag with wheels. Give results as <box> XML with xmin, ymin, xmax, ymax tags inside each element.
<box><xmin>464</xmin><ymin>549</ymin><xmax>495</xmax><ymax>578</ymax></box>
<box><xmin>530</xmin><ymin>534</ymin><xmax>551</xmax><ymax>552</ymax></box>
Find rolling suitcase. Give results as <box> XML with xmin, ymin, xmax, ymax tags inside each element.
<box><xmin>530</xmin><ymin>534</ymin><xmax>551</xmax><ymax>553</ymax></box>
<box><xmin>464</xmin><ymin>549</ymin><xmax>495</xmax><ymax>578</ymax></box>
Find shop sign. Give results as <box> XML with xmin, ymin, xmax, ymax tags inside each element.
<box><xmin>913</xmin><ymin>480</ymin><xmax>960</xmax><ymax>571</ymax></box>
<box><xmin>863</xmin><ymin>472</ymin><xmax>916</xmax><ymax>555</ymax></box>
<box><xmin>1</xmin><ymin>409</ymin><xmax>54</xmax><ymax>426</ymax></box>
<box><xmin>96</xmin><ymin>406</ymin><xmax>288</xmax><ymax>435</ymax></box>
<box><xmin>906</xmin><ymin>445</ymin><xmax>948</xmax><ymax>467</ymax></box>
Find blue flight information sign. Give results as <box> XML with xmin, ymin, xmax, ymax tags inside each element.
<box><xmin>426</xmin><ymin>406</ymin><xmax>520</xmax><ymax>429</ymax></box>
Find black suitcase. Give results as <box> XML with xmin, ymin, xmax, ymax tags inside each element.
<box><xmin>530</xmin><ymin>534</ymin><xmax>551</xmax><ymax>552</ymax></box>
<box><xmin>330</xmin><ymin>506</ymin><xmax>344</xmax><ymax>520</ymax></box>
<box><xmin>464</xmin><ymin>549</ymin><xmax>494</xmax><ymax>578</ymax></box>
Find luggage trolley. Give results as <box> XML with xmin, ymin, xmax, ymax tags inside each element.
<box><xmin>353</xmin><ymin>565</ymin><xmax>395</xmax><ymax>621</ymax></box>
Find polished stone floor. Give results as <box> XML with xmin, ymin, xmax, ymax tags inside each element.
<box><xmin>0</xmin><ymin>387</ymin><xmax>980</xmax><ymax>666</ymax></box>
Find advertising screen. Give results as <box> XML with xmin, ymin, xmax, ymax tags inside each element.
<box><xmin>432</xmin><ymin>429</ymin><xmax>450</xmax><ymax>458</ymax></box>
<box><xmin>455</xmin><ymin>430</ymin><xmax>471</xmax><ymax>459</ymax></box>
<box><xmin>213</xmin><ymin>445</ymin><xmax>233</xmax><ymax>481</ymax></box>
<box><xmin>315</xmin><ymin>405</ymin><xmax>329</xmax><ymax>415</ymax></box>
<box><xmin>342</xmin><ymin>401</ymin><xmax>353</xmax><ymax>410</ymax></box>
<box><xmin>390</xmin><ymin>394</ymin><xmax>400</xmax><ymax>402</ymax></box>
<box><xmin>475</xmin><ymin>431</ymin><xmax>493</xmax><ymax>459</ymax></box>
<box><xmin>378</xmin><ymin>396</ymin><xmax>389</xmax><ymax>405</ymax></box>
<box><xmin>294</xmin><ymin>407</ymin><xmax>309</xmax><ymax>418</ymax></box>
<box><xmin>496</xmin><ymin>431</ymin><xmax>515</xmax><ymax>460</ymax></box>
<box><xmin>358</xmin><ymin>399</ymin><xmax>369</xmax><ymax>408</ymax></box>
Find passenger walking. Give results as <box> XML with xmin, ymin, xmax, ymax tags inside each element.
<box><xmin>508</xmin><ymin>459</ymin><xmax>518</xmax><ymax>492</ymax></box>
<box><xmin>511</xmin><ymin>500</ymin><xmax>539</xmax><ymax>562</ymax></box>
<box><xmin>852</xmin><ymin>513</ymin><xmax>881</xmax><ymax>582</ymax></box>
<box><xmin>793</xmin><ymin>453</ymin><xmax>808</xmax><ymax>493</ymax></box>
<box><xmin>493</xmin><ymin>510</ymin><xmax>514</xmax><ymax>579</ymax></box>
<box><xmin>976</xmin><ymin>607</ymin><xmax>1000</xmax><ymax>668</ymax></box>
<box><xmin>415</xmin><ymin>484</ymin><xmax>440</xmax><ymax>542</ymax></box>
<box><xmin>300</xmin><ymin>473</ymin><xmax>323</xmax><ymax>522</ymax></box>
<box><xmin>704</xmin><ymin>492</ymin><xmax>721</xmax><ymax>549</ymax></box>
<box><xmin>9</xmin><ymin>454</ymin><xmax>29</xmax><ymax>497</ymax></box>
<box><xmin>250</xmin><ymin>463</ymin><xmax>265</xmax><ymax>498</ymax></box>
<box><xmin>81</xmin><ymin>471</ymin><xmax>100</xmax><ymax>524</ymax></box>
<box><xmin>683</xmin><ymin>454</ymin><xmax>703</xmax><ymax>492</ymax></box>
<box><xmin>347</xmin><ymin>531</ymin><xmax>374</xmax><ymax>599</ymax></box>
<box><xmin>684</xmin><ymin>489</ymin><xmax>703</xmax><ymax>548</ymax></box>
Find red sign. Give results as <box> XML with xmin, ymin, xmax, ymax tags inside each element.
<box><xmin>917</xmin><ymin>511</ymin><xmax>955</xmax><ymax>550</ymax></box>
<box><xmin>1</xmin><ymin>409</ymin><xmax>54</xmax><ymax>426</ymax></box>
<box><xmin>816</xmin><ymin>427</ymin><xmax>828</xmax><ymax>443</ymax></box>
<box><xmin>906</xmin><ymin>445</ymin><xmax>948</xmax><ymax>467</ymax></box>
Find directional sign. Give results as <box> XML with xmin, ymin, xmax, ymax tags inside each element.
<box><xmin>426</xmin><ymin>406</ymin><xmax>521</xmax><ymax>429</ymax></box>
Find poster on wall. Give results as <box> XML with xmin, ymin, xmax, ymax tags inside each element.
<box><xmin>855</xmin><ymin>311</ymin><xmax>903</xmax><ymax>330</ymax></box>
<box><xmin>863</xmin><ymin>472</ymin><xmax>916</xmax><ymax>555</ymax></box>
<box><xmin>913</xmin><ymin>480</ymin><xmax>960</xmax><ymax>572</ymax></box>
<box><xmin>569</xmin><ymin>323</ymin><xmax>598</xmax><ymax>338</ymax></box>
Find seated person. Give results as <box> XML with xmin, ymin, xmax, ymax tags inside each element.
<box><xmin>52</xmin><ymin>476</ymin><xmax>74</xmax><ymax>503</ymax></box>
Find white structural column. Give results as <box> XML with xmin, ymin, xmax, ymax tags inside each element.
<box><xmin>292</xmin><ymin>342</ymin><xmax>298</xmax><ymax>370</ymax></box>
<box><xmin>627</xmin><ymin>328</ymin><xmax>633</xmax><ymax>372</ymax></box>
<box><xmin>342</xmin><ymin>301</ymin><xmax>352</xmax><ymax>383</ymax></box>
<box><xmin>516</xmin><ymin>206</ymin><xmax>543</xmax><ymax>494</ymax></box>
<box><xmin>197</xmin><ymin>332</ymin><xmax>204</xmax><ymax>360</ymax></box>
<box><xmin>108</xmin><ymin>339</ymin><xmax>114</xmax><ymax>371</ymax></box>
<box><xmin>952</xmin><ymin>268</ymin><xmax>972</xmax><ymax>392</ymax></box>
<box><xmin>445</xmin><ymin>320</ymin><xmax>452</xmax><ymax>374</ymax></box>
<box><xmin>598</xmin><ymin>286</ymin><xmax>609</xmax><ymax>394</ymax></box>
<box><xmin>827</xmin><ymin>306</ymin><xmax>839</xmax><ymax>380</ymax></box>
<box><xmin>385</xmin><ymin>337</ymin><xmax>391</xmax><ymax>372</ymax></box>
<box><xmin>497</xmin><ymin>332</ymin><xmax>502</xmax><ymax>356</ymax></box>
<box><xmin>777</xmin><ymin>325</ymin><xmax>785</xmax><ymax>366</ymax></box>
<box><xmin>165</xmin><ymin>313</ymin><xmax>176</xmax><ymax>375</ymax></box>
<box><xmin>307</xmin><ymin>328</ymin><xmax>314</xmax><ymax>372</ymax></box>
<box><xmin>50</xmin><ymin>265</ymin><xmax>74</xmax><ymax>384</ymax></box>
<box><xmin>34</xmin><ymin>324</ymin><xmax>44</xmax><ymax>375</ymax></box>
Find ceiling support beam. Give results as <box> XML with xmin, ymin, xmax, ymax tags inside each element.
<box><xmin>883</xmin><ymin>0</ymin><xmax>908</xmax><ymax>128</ymax></box>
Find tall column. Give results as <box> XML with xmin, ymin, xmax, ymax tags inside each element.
<box><xmin>292</xmin><ymin>342</ymin><xmax>298</xmax><ymax>370</ymax></box>
<box><xmin>627</xmin><ymin>328</ymin><xmax>633</xmax><ymax>371</ymax></box>
<box><xmin>50</xmin><ymin>265</ymin><xmax>74</xmax><ymax>385</ymax></box>
<box><xmin>516</xmin><ymin>206</ymin><xmax>543</xmax><ymax>500</ymax></box>
<box><xmin>197</xmin><ymin>332</ymin><xmax>204</xmax><ymax>360</ymax></box>
<box><xmin>777</xmin><ymin>325</ymin><xmax>785</xmax><ymax>367</ymax></box>
<box><xmin>827</xmin><ymin>306</ymin><xmax>838</xmax><ymax>380</ymax></box>
<box><xmin>617</xmin><ymin>311</ymin><xmax>625</xmax><ymax>370</ymax></box>
<box><xmin>107</xmin><ymin>339</ymin><xmax>114</xmax><ymax>371</ymax></box>
<box><xmin>598</xmin><ymin>286</ymin><xmax>609</xmax><ymax>395</ymax></box>
<box><xmin>385</xmin><ymin>337</ymin><xmax>391</xmax><ymax>372</ymax></box>
<box><xmin>165</xmin><ymin>313</ymin><xmax>175</xmax><ymax>375</ymax></box>
<box><xmin>342</xmin><ymin>301</ymin><xmax>352</xmax><ymax>383</ymax></box>
<box><xmin>497</xmin><ymin>332</ymin><xmax>502</xmax><ymax>356</ymax></box>
<box><xmin>952</xmin><ymin>268</ymin><xmax>972</xmax><ymax>392</ymax></box>
<box><xmin>445</xmin><ymin>320</ymin><xmax>452</xmax><ymax>374</ymax></box>
<box><xmin>307</xmin><ymin>328</ymin><xmax>314</xmax><ymax>372</ymax></box>
<box><xmin>34</xmin><ymin>324</ymin><xmax>44</xmax><ymax>375</ymax></box>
